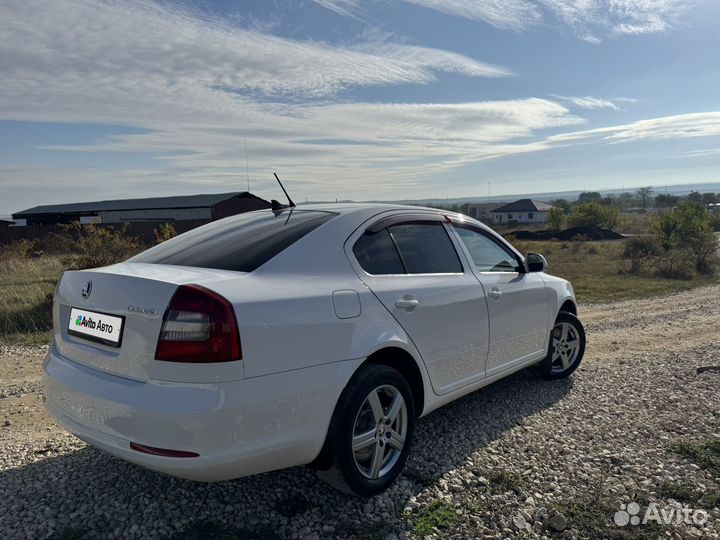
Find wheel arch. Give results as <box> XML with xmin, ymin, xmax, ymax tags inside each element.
<box><xmin>362</xmin><ymin>346</ymin><xmax>425</xmax><ymax>418</ymax></box>
<box><xmin>308</xmin><ymin>344</ymin><xmax>427</xmax><ymax>471</ymax></box>
<box><xmin>560</xmin><ymin>298</ymin><xmax>577</xmax><ymax>316</ymax></box>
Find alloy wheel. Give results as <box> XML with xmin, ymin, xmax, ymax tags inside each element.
<box><xmin>351</xmin><ymin>384</ymin><xmax>408</xmax><ymax>479</ymax></box>
<box><xmin>550</xmin><ymin>321</ymin><xmax>581</xmax><ymax>373</ymax></box>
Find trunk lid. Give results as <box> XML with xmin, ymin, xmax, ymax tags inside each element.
<box><xmin>53</xmin><ymin>263</ymin><xmax>245</xmax><ymax>381</ymax></box>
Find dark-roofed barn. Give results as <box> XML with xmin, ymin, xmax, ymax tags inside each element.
<box><xmin>12</xmin><ymin>192</ymin><xmax>271</xmax><ymax>226</ymax></box>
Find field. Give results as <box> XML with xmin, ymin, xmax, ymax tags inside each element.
<box><xmin>0</xmin><ymin>238</ymin><xmax>717</xmax><ymax>346</ymax></box>
<box><xmin>517</xmin><ymin>239</ymin><xmax>718</xmax><ymax>303</ymax></box>
<box><xmin>0</xmin><ymin>256</ymin><xmax>65</xmax><ymax>347</ymax></box>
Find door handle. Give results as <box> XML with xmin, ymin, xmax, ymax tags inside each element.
<box><xmin>395</xmin><ymin>298</ymin><xmax>419</xmax><ymax>309</ymax></box>
<box><xmin>488</xmin><ymin>287</ymin><xmax>502</xmax><ymax>300</ymax></box>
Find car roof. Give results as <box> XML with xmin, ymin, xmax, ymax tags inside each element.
<box><xmin>291</xmin><ymin>202</ymin><xmax>452</xmax><ymax>219</ymax></box>
<box><xmin>297</xmin><ymin>202</ymin><xmax>436</xmax><ymax>212</ymax></box>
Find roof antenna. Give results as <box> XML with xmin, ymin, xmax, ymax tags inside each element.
<box><xmin>271</xmin><ymin>172</ymin><xmax>296</xmax><ymax>211</ymax></box>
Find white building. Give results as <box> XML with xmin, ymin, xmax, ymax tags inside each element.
<box><xmin>490</xmin><ymin>199</ymin><xmax>552</xmax><ymax>225</ymax></box>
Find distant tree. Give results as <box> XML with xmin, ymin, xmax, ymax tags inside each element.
<box><xmin>654</xmin><ymin>193</ymin><xmax>680</xmax><ymax>208</ymax></box>
<box><xmin>687</xmin><ymin>191</ymin><xmax>703</xmax><ymax>203</ymax></box>
<box><xmin>598</xmin><ymin>195</ymin><xmax>617</xmax><ymax>206</ymax></box>
<box><xmin>549</xmin><ymin>198</ymin><xmax>571</xmax><ymax>213</ymax></box>
<box><xmin>615</xmin><ymin>192</ymin><xmax>637</xmax><ymax>210</ymax></box>
<box><xmin>577</xmin><ymin>191</ymin><xmax>602</xmax><ymax>204</ymax></box>
<box><xmin>636</xmin><ymin>186</ymin><xmax>654</xmax><ymax>209</ymax></box>
<box><xmin>547</xmin><ymin>207</ymin><xmax>566</xmax><ymax>230</ymax></box>
<box><xmin>701</xmin><ymin>192</ymin><xmax>718</xmax><ymax>205</ymax></box>
<box><xmin>568</xmin><ymin>202</ymin><xmax>620</xmax><ymax>230</ymax></box>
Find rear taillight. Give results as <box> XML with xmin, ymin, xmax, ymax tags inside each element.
<box><xmin>155</xmin><ymin>284</ymin><xmax>241</xmax><ymax>363</ymax></box>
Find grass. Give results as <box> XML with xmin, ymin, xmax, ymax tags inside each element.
<box><xmin>487</xmin><ymin>469</ymin><xmax>524</xmax><ymax>493</ymax></box>
<box><xmin>0</xmin><ymin>255</ymin><xmax>65</xmax><ymax>346</ymax></box>
<box><xmin>0</xmin><ymin>235</ymin><xmax>717</xmax><ymax>347</ymax></box>
<box><xmin>408</xmin><ymin>499</ymin><xmax>459</xmax><ymax>536</ymax></box>
<box><xmin>656</xmin><ymin>480</ymin><xmax>699</xmax><ymax>504</ymax></box>
<box><xmin>550</xmin><ymin>492</ymin><xmax>664</xmax><ymax>540</ymax></box>
<box><xmin>512</xmin><ymin>239</ymin><xmax>717</xmax><ymax>303</ymax></box>
<box><xmin>671</xmin><ymin>440</ymin><xmax>720</xmax><ymax>479</ymax></box>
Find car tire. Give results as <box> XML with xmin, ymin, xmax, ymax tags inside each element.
<box><xmin>541</xmin><ymin>311</ymin><xmax>586</xmax><ymax>379</ymax></box>
<box><xmin>317</xmin><ymin>363</ymin><xmax>415</xmax><ymax>496</ymax></box>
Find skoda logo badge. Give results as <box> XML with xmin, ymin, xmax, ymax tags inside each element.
<box><xmin>81</xmin><ymin>280</ymin><xmax>93</xmax><ymax>299</ymax></box>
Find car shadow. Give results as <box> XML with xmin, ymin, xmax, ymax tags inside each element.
<box><xmin>0</xmin><ymin>366</ymin><xmax>573</xmax><ymax>540</ymax></box>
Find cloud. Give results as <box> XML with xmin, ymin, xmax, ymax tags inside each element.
<box><xmin>0</xmin><ymin>1</ymin><xmax>509</xmax><ymax>106</ymax></box>
<box><xmin>0</xmin><ymin>0</ymin><xmax>577</xmax><ymax>201</ymax></box>
<box><xmin>548</xmin><ymin>112</ymin><xmax>720</xmax><ymax>143</ymax></box>
<box><xmin>398</xmin><ymin>0</ymin><xmax>542</xmax><ymax>30</ymax></box>
<box><xmin>614</xmin><ymin>97</ymin><xmax>641</xmax><ymax>104</ymax></box>
<box><xmin>678</xmin><ymin>148</ymin><xmax>720</xmax><ymax>158</ymax></box>
<box><xmin>356</xmin><ymin>43</ymin><xmax>514</xmax><ymax>78</ymax></box>
<box><xmin>36</xmin><ymin>99</ymin><xmax>584</xmax><ymax>197</ymax></box>
<box><xmin>539</xmin><ymin>0</ymin><xmax>694</xmax><ymax>38</ymax></box>
<box><xmin>551</xmin><ymin>95</ymin><xmax>620</xmax><ymax>110</ymax></box>
<box><xmin>312</xmin><ymin>0</ymin><xmax>703</xmax><ymax>39</ymax></box>
<box><xmin>310</xmin><ymin>0</ymin><xmax>362</xmax><ymax>17</ymax></box>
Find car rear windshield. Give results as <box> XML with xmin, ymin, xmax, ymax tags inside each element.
<box><xmin>129</xmin><ymin>209</ymin><xmax>336</xmax><ymax>272</ymax></box>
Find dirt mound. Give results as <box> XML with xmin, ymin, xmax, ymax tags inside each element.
<box><xmin>510</xmin><ymin>226</ymin><xmax>624</xmax><ymax>241</ymax></box>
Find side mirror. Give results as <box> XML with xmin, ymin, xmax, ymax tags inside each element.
<box><xmin>526</xmin><ymin>252</ymin><xmax>548</xmax><ymax>273</ymax></box>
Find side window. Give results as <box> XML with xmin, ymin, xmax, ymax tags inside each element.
<box><xmin>353</xmin><ymin>229</ymin><xmax>405</xmax><ymax>275</ymax></box>
<box><xmin>389</xmin><ymin>223</ymin><xmax>462</xmax><ymax>274</ymax></box>
<box><xmin>455</xmin><ymin>227</ymin><xmax>520</xmax><ymax>273</ymax></box>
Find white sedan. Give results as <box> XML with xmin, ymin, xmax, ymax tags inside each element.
<box><xmin>43</xmin><ymin>204</ymin><xmax>585</xmax><ymax>496</ymax></box>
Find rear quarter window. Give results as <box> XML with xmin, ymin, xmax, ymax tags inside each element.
<box><xmin>129</xmin><ymin>210</ymin><xmax>336</xmax><ymax>272</ymax></box>
<box><xmin>353</xmin><ymin>229</ymin><xmax>405</xmax><ymax>275</ymax></box>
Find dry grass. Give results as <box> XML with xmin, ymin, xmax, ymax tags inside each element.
<box><xmin>516</xmin><ymin>240</ymin><xmax>717</xmax><ymax>303</ymax></box>
<box><xmin>0</xmin><ymin>255</ymin><xmax>65</xmax><ymax>346</ymax></box>
<box><xmin>0</xmin><ymin>237</ymin><xmax>716</xmax><ymax>347</ymax></box>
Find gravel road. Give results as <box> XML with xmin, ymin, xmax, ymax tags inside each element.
<box><xmin>1</xmin><ymin>286</ymin><xmax>719</xmax><ymax>540</ymax></box>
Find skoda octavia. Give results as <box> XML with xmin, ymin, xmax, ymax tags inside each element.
<box><xmin>43</xmin><ymin>204</ymin><xmax>585</xmax><ymax>496</ymax></box>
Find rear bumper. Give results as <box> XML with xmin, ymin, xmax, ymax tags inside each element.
<box><xmin>43</xmin><ymin>347</ymin><xmax>362</xmax><ymax>481</ymax></box>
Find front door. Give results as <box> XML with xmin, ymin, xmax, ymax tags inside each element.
<box><xmin>451</xmin><ymin>224</ymin><xmax>549</xmax><ymax>377</ymax></box>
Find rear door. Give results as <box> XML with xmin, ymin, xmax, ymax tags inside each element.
<box><xmin>450</xmin><ymin>223</ymin><xmax>549</xmax><ymax>377</ymax></box>
<box><xmin>349</xmin><ymin>215</ymin><xmax>490</xmax><ymax>395</ymax></box>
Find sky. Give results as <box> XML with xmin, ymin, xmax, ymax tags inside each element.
<box><xmin>1</xmin><ymin>0</ymin><xmax>720</xmax><ymax>214</ymax></box>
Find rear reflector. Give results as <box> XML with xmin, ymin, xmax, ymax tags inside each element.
<box><xmin>129</xmin><ymin>442</ymin><xmax>199</xmax><ymax>458</ymax></box>
<box><xmin>155</xmin><ymin>284</ymin><xmax>241</xmax><ymax>363</ymax></box>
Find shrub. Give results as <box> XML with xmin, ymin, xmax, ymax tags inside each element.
<box><xmin>651</xmin><ymin>202</ymin><xmax>718</xmax><ymax>275</ymax></box>
<box><xmin>56</xmin><ymin>223</ymin><xmax>144</xmax><ymax>270</ymax></box>
<box><xmin>568</xmin><ymin>203</ymin><xmax>619</xmax><ymax>230</ymax></box>
<box><xmin>621</xmin><ymin>236</ymin><xmax>662</xmax><ymax>275</ymax></box>
<box><xmin>153</xmin><ymin>223</ymin><xmax>176</xmax><ymax>244</ymax></box>
<box><xmin>710</xmin><ymin>212</ymin><xmax>720</xmax><ymax>232</ymax></box>
<box><xmin>0</xmin><ymin>239</ymin><xmax>34</xmax><ymax>260</ymax></box>
<box><xmin>656</xmin><ymin>249</ymin><xmax>695</xmax><ymax>280</ymax></box>
<box><xmin>547</xmin><ymin>206</ymin><xmax>566</xmax><ymax>230</ymax></box>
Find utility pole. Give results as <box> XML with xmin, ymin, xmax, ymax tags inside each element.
<box><xmin>244</xmin><ymin>137</ymin><xmax>250</xmax><ymax>192</ymax></box>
